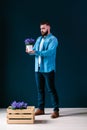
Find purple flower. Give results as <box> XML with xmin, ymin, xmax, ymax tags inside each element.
<box><xmin>24</xmin><ymin>38</ymin><xmax>35</xmax><ymax>45</ymax></box>
<box><xmin>11</xmin><ymin>101</ymin><xmax>28</xmax><ymax>109</ymax></box>
<box><xmin>11</xmin><ymin>101</ymin><xmax>17</xmax><ymax>109</ymax></box>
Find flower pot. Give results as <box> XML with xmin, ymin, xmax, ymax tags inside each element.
<box><xmin>26</xmin><ymin>45</ymin><xmax>33</xmax><ymax>52</ymax></box>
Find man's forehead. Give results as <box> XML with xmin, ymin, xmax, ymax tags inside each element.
<box><xmin>40</xmin><ymin>24</ymin><xmax>48</xmax><ymax>28</ymax></box>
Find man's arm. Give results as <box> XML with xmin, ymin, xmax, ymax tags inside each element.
<box><xmin>26</xmin><ymin>37</ymin><xmax>58</xmax><ymax>57</ymax></box>
<box><xmin>30</xmin><ymin>38</ymin><xmax>58</xmax><ymax>57</ymax></box>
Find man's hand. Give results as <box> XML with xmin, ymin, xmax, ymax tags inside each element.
<box><xmin>26</xmin><ymin>48</ymin><xmax>35</xmax><ymax>54</ymax></box>
<box><xmin>26</xmin><ymin>48</ymin><xmax>29</xmax><ymax>53</ymax></box>
<box><xmin>29</xmin><ymin>50</ymin><xmax>35</xmax><ymax>54</ymax></box>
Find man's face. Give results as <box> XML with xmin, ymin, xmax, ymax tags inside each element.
<box><xmin>40</xmin><ymin>24</ymin><xmax>49</xmax><ymax>36</ymax></box>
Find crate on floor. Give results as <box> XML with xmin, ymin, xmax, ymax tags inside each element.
<box><xmin>7</xmin><ymin>106</ymin><xmax>35</xmax><ymax>124</ymax></box>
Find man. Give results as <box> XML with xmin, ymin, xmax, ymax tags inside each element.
<box><xmin>26</xmin><ymin>21</ymin><xmax>59</xmax><ymax>118</ymax></box>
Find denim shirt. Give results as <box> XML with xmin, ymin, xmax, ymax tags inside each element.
<box><xmin>32</xmin><ymin>33</ymin><xmax>58</xmax><ymax>72</ymax></box>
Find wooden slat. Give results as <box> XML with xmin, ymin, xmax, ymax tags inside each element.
<box><xmin>7</xmin><ymin>114</ymin><xmax>34</xmax><ymax>118</ymax></box>
<box><xmin>7</xmin><ymin>119</ymin><xmax>34</xmax><ymax>124</ymax></box>
<box><xmin>7</xmin><ymin>106</ymin><xmax>35</xmax><ymax>113</ymax></box>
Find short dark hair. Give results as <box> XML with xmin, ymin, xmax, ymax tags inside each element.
<box><xmin>40</xmin><ymin>20</ymin><xmax>51</xmax><ymax>26</ymax></box>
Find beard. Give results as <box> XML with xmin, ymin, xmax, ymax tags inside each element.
<box><xmin>41</xmin><ymin>30</ymin><xmax>48</xmax><ymax>36</ymax></box>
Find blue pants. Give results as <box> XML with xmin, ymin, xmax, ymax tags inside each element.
<box><xmin>35</xmin><ymin>71</ymin><xmax>59</xmax><ymax>111</ymax></box>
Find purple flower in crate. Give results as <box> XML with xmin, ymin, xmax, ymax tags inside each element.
<box><xmin>11</xmin><ymin>101</ymin><xmax>28</xmax><ymax>109</ymax></box>
<box><xmin>17</xmin><ymin>102</ymin><xmax>27</xmax><ymax>109</ymax></box>
<box><xmin>16</xmin><ymin>102</ymin><xmax>22</xmax><ymax>108</ymax></box>
<box><xmin>24</xmin><ymin>38</ymin><xmax>35</xmax><ymax>45</ymax></box>
<box><xmin>11</xmin><ymin>101</ymin><xmax>17</xmax><ymax>109</ymax></box>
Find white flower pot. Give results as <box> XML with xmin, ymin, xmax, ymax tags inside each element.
<box><xmin>26</xmin><ymin>45</ymin><xmax>33</xmax><ymax>52</ymax></box>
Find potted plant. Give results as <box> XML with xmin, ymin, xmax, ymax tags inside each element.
<box><xmin>24</xmin><ymin>38</ymin><xmax>35</xmax><ymax>52</ymax></box>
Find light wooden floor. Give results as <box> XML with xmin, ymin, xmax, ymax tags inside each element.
<box><xmin>0</xmin><ymin>108</ymin><xmax>87</xmax><ymax>130</ymax></box>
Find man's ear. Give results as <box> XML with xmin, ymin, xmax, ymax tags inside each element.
<box><xmin>47</xmin><ymin>25</ymin><xmax>51</xmax><ymax>30</ymax></box>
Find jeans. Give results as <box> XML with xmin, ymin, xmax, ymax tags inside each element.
<box><xmin>35</xmin><ymin>70</ymin><xmax>59</xmax><ymax>112</ymax></box>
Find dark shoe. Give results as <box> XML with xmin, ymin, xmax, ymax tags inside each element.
<box><xmin>51</xmin><ymin>111</ymin><xmax>59</xmax><ymax>118</ymax></box>
<box><xmin>35</xmin><ymin>109</ymin><xmax>45</xmax><ymax>116</ymax></box>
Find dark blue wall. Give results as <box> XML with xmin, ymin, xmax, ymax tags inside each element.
<box><xmin>0</xmin><ymin>0</ymin><xmax>87</xmax><ymax>108</ymax></box>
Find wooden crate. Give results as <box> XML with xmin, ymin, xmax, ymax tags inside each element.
<box><xmin>7</xmin><ymin>106</ymin><xmax>35</xmax><ymax>124</ymax></box>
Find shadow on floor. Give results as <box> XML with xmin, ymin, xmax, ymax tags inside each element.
<box><xmin>34</xmin><ymin>119</ymin><xmax>49</xmax><ymax>124</ymax></box>
<box><xmin>60</xmin><ymin>110</ymin><xmax>87</xmax><ymax>117</ymax></box>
